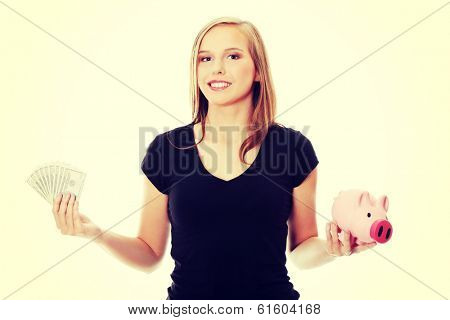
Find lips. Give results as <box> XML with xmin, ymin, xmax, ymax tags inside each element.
<box><xmin>207</xmin><ymin>80</ymin><xmax>232</xmax><ymax>91</ymax></box>
<box><xmin>208</xmin><ymin>83</ymin><xmax>232</xmax><ymax>92</ymax></box>
<box><xmin>208</xmin><ymin>80</ymin><xmax>232</xmax><ymax>85</ymax></box>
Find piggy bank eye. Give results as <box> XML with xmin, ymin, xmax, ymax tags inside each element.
<box><xmin>367</xmin><ymin>212</ymin><xmax>371</xmax><ymax>218</ymax></box>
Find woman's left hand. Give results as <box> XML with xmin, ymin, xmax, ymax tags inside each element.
<box><xmin>326</xmin><ymin>221</ymin><xmax>377</xmax><ymax>257</ymax></box>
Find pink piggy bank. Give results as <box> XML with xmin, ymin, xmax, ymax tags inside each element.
<box><xmin>331</xmin><ymin>189</ymin><xmax>393</xmax><ymax>248</ymax></box>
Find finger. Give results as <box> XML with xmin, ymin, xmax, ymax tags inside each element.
<box><xmin>66</xmin><ymin>193</ymin><xmax>75</xmax><ymax>235</ymax></box>
<box><xmin>52</xmin><ymin>192</ymin><xmax>62</xmax><ymax>212</ymax></box>
<box><xmin>325</xmin><ymin>222</ymin><xmax>333</xmax><ymax>255</ymax></box>
<box><xmin>342</xmin><ymin>231</ymin><xmax>352</xmax><ymax>256</ymax></box>
<box><xmin>52</xmin><ymin>193</ymin><xmax>63</xmax><ymax>229</ymax></box>
<box><xmin>330</xmin><ymin>222</ymin><xmax>341</xmax><ymax>256</ymax></box>
<box><xmin>354</xmin><ymin>242</ymin><xmax>377</xmax><ymax>254</ymax></box>
<box><xmin>73</xmin><ymin>198</ymin><xmax>83</xmax><ymax>234</ymax></box>
<box><xmin>58</xmin><ymin>192</ymin><xmax>70</xmax><ymax>233</ymax></box>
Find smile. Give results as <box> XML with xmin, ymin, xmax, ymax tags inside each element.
<box><xmin>208</xmin><ymin>82</ymin><xmax>232</xmax><ymax>91</ymax></box>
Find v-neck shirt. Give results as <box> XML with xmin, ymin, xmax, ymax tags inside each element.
<box><xmin>192</xmin><ymin>126</ymin><xmax>264</xmax><ymax>183</ymax></box>
<box><xmin>141</xmin><ymin>122</ymin><xmax>319</xmax><ymax>300</ymax></box>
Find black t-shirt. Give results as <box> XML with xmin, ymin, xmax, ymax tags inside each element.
<box><xmin>141</xmin><ymin>122</ymin><xmax>319</xmax><ymax>300</ymax></box>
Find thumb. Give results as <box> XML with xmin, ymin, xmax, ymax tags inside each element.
<box><xmin>354</xmin><ymin>242</ymin><xmax>377</xmax><ymax>253</ymax></box>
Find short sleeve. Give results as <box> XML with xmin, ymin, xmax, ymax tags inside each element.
<box><xmin>291</xmin><ymin>132</ymin><xmax>319</xmax><ymax>188</ymax></box>
<box><xmin>141</xmin><ymin>133</ymin><xmax>170</xmax><ymax>195</ymax></box>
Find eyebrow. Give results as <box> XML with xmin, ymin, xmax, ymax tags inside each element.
<box><xmin>198</xmin><ymin>47</ymin><xmax>244</xmax><ymax>54</ymax></box>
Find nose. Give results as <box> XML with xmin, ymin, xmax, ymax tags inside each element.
<box><xmin>370</xmin><ymin>219</ymin><xmax>393</xmax><ymax>243</ymax></box>
<box><xmin>212</xmin><ymin>61</ymin><xmax>225</xmax><ymax>74</ymax></box>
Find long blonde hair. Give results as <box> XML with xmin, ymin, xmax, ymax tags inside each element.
<box><xmin>175</xmin><ymin>17</ymin><xmax>279</xmax><ymax>165</ymax></box>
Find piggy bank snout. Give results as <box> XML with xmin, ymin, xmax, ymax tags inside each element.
<box><xmin>370</xmin><ymin>219</ymin><xmax>393</xmax><ymax>243</ymax></box>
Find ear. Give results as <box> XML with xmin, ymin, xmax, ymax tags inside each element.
<box><xmin>379</xmin><ymin>195</ymin><xmax>389</xmax><ymax>212</ymax></box>
<box><xmin>358</xmin><ymin>191</ymin><xmax>370</xmax><ymax>207</ymax></box>
<box><xmin>254</xmin><ymin>71</ymin><xmax>260</xmax><ymax>82</ymax></box>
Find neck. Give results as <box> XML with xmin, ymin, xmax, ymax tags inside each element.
<box><xmin>203</xmin><ymin>95</ymin><xmax>254</xmax><ymax>142</ymax></box>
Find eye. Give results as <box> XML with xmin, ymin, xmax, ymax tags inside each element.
<box><xmin>199</xmin><ymin>54</ymin><xmax>240</xmax><ymax>63</ymax></box>
<box><xmin>228</xmin><ymin>54</ymin><xmax>240</xmax><ymax>60</ymax></box>
<box><xmin>367</xmin><ymin>212</ymin><xmax>371</xmax><ymax>218</ymax></box>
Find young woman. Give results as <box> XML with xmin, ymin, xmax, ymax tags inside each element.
<box><xmin>52</xmin><ymin>17</ymin><xmax>376</xmax><ymax>300</ymax></box>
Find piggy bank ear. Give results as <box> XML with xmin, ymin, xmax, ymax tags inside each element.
<box><xmin>358</xmin><ymin>191</ymin><xmax>370</xmax><ymax>207</ymax></box>
<box><xmin>379</xmin><ymin>195</ymin><xmax>389</xmax><ymax>212</ymax></box>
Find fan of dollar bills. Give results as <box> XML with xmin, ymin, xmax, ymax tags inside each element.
<box><xmin>26</xmin><ymin>161</ymin><xmax>86</xmax><ymax>205</ymax></box>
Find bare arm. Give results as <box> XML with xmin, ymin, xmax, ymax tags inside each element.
<box><xmin>287</xmin><ymin>167</ymin><xmax>335</xmax><ymax>269</ymax></box>
<box><xmin>52</xmin><ymin>176</ymin><xmax>169</xmax><ymax>274</ymax></box>
<box><xmin>287</xmin><ymin>167</ymin><xmax>375</xmax><ymax>269</ymax></box>
<box><xmin>95</xmin><ymin>176</ymin><xmax>170</xmax><ymax>273</ymax></box>
<box><xmin>289</xmin><ymin>236</ymin><xmax>335</xmax><ymax>270</ymax></box>
<box><xmin>94</xmin><ymin>230</ymin><xmax>162</xmax><ymax>274</ymax></box>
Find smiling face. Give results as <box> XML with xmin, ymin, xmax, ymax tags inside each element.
<box><xmin>197</xmin><ymin>24</ymin><xmax>260</xmax><ymax>107</ymax></box>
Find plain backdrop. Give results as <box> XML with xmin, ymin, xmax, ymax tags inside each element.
<box><xmin>1</xmin><ymin>0</ymin><xmax>449</xmax><ymax>299</ymax></box>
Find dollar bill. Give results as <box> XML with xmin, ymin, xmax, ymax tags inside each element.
<box><xmin>26</xmin><ymin>162</ymin><xmax>86</xmax><ymax>205</ymax></box>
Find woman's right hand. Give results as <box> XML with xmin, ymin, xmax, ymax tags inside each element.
<box><xmin>52</xmin><ymin>192</ymin><xmax>102</xmax><ymax>240</ymax></box>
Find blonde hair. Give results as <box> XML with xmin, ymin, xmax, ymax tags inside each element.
<box><xmin>176</xmin><ymin>17</ymin><xmax>279</xmax><ymax>165</ymax></box>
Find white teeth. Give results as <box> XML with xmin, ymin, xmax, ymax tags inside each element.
<box><xmin>210</xmin><ymin>82</ymin><xmax>231</xmax><ymax>88</ymax></box>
